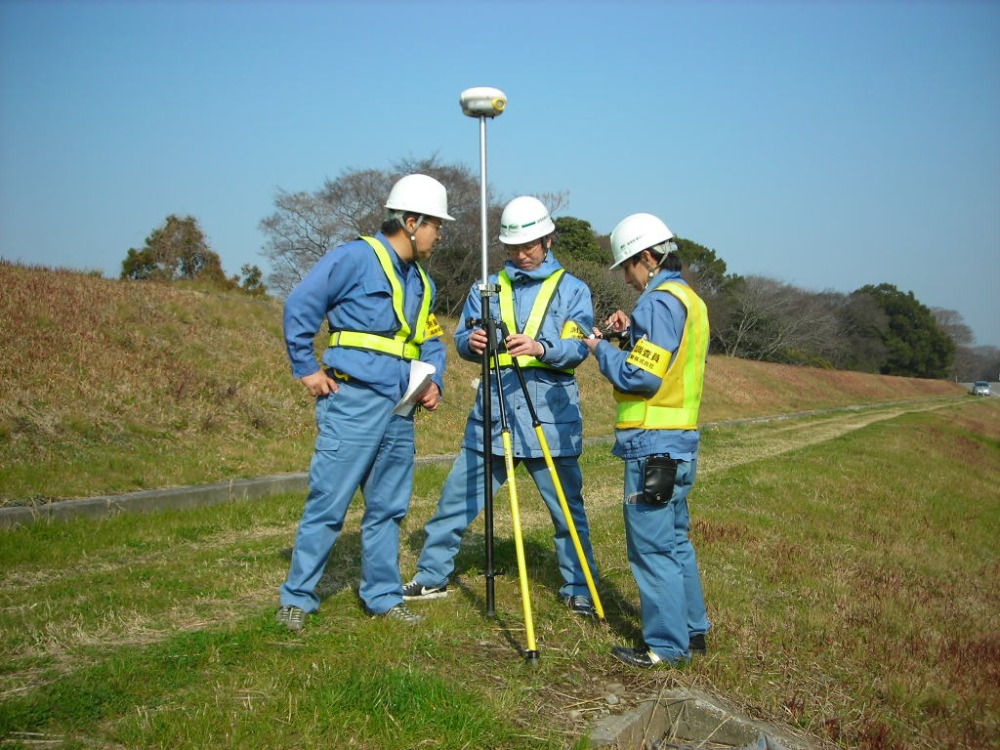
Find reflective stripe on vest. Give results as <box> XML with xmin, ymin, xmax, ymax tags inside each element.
<box><xmin>493</xmin><ymin>268</ymin><xmax>572</xmax><ymax>373</ymax></box>
<box><xmin>328</xmin><ymin>236</ymin><xmax>434</xmax><ymax>361</ymax></box>
<box><xmin>614</xmin><ymin>281</ymin><xmax>709</xmax><ymax>430</ymax></box>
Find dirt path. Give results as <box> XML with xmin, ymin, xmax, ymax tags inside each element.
<box><xmin>699</xmin><ymin>400</ymin><xmax>956</xmax><ymax>475</ymax></box>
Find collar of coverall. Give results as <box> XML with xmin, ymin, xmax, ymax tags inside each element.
<box><xmin>506</xmin><ymin>251</ymin><xmax>562</xmax><ymax>284</ymax></box>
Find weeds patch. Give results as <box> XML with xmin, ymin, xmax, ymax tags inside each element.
<box><xmin>2</xmin><ymin>402</ymin><xmax>998</xmax><ymax>748</ymax></box>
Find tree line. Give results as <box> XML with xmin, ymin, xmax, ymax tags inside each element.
<box><xmin>121</xmin><ymin>158</ymin><xmax>999</xmax><ymax>382</ymax></box>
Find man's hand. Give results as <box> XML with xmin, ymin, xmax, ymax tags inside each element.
<box><xmin>418</xmin><ymin>382</ymin><xmax>442</xmax><ymax>411</ymax></box>
<box><xmin>468</xmin><ymin>327</ymin><xmax>489</xmax><ymax>355</ymax></box>
<box><xmin>467</xmin><ymin>327</ymin><xmax>542</xmax><ymax>358</ymax></box>
<box><xmin>584</xmin><ymin>328</ymin><xmax>603</xmax><ymax>353</ymax></box>
<box><xmin>603</xmin><ymin>310</ymin><xmax>630</xmax><ymax>333</ymax></box>
<box><xmin>300</xmin><ymin>370</ymin><xmax>339</xmax><ymax>397</ymax></box>
<box><xmin>504</xmin><ymin>332</ymin><xmax>543</xmax><ymax>358</ymax></box>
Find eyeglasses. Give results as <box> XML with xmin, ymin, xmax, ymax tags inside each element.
<box><xmin>422</xmin><ymin>218</ymin><xmax>443</xmax><ymax>231</ymax></box>
<box><xmin>507</xmin><ymin>239</ymin><xmax>543</xmax><ymax>255</ymax></box>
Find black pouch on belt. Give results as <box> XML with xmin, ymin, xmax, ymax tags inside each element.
<box><xmin>643</xmin><ymin>455</ymin><xmax>678</xmax><ymax>504</ymax></box>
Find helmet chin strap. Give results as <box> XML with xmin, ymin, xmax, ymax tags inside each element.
<box><xmin>645</xmin><ymin>245</ymin><xmax>671</xmax><ymax>278</ymax></box>
<box><xmin>402</xmin><ymin>213</ymin><xmax>425</xmax><ymax>260</ymax></box>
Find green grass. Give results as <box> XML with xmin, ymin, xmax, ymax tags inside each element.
<box><xmin>0</xmin><ymin>262</ymin><xmax>968</xmax><ymax>506</ymax></box>
<box><xmin>2</xmin><ymin>399</ymin><xmax>998</xmax><ymax>749</ymax></box>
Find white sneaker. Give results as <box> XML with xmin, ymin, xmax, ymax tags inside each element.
<box><xmin>402</xmin><ymin>579</ymin><xmax>449</xmax><ymax>601</ymax></box>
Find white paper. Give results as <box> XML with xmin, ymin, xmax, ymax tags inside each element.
<box><xmin>392</xmin><ymin>359</ymin><xmax>437</xmax><ymax>417</ymax></box>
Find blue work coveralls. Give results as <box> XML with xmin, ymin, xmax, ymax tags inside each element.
<box><xmin>591</xmin><ymin>268</ymin><xmax>711</xmax><ymax>663</ymax></box>
<box><xmin>413</xmin><ymin>252</ymin><xmax>599</xmax><ymax>600</ymax></box>
<box><xmin>280</xmin><ymin>232</ymin><xmax>446</xmax><ymax>615</ymax></box>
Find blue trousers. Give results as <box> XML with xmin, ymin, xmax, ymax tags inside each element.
<box><xmin>623</xmin><ymin>456</ymin><xmax>710</xmax><ymax>662</ymax></box>
<box><xmin>280</xmin><ymin>380</ymin><xmax>415</xmax><ymax>615</ymax></box>
<box><xmin>414</xmin><ymin>446</ymin><xmax>599</xmax><ymax>599</ymax></box>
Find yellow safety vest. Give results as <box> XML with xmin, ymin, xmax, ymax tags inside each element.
<box><xmin>328</xmin><ymin>236</ymin><xmax>441</xmax><ymax>360</ymax></box>
<box><xmin>614</xmin><ymin>281</ymin><xmax>709</xmax><ymax>430</ymax></box>
<box><xmin>493</xmin><ymin>268</ymin><xmax>573</xmax><ymax>373</ymax></box>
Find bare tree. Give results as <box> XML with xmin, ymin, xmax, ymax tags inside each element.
<box><xmin>259</xmin><ymin>157</ymin><xmax>502</xmax><ymax>313</ymax></box>
<box><xmin>397</xmin><ymin>157</ymin><xmax>498</xmax><ymax>317</ymax></box>
<box><xmin>929</xmin><ymin>307</ymin><xmax>977</xmax><ymax>380</ymax></box>
<box><xmin>714</xmin><ymin>276</ymin><xmax>838</xmax><ymax>362</ymax></box>
<box><xmin>953</xmin><ymin>345</ymin><xmax>1000</xmax><ymax>382</ymax></box>
<box><xmin>259</xmin><ymin>189</ymin><xmax>345</xmax><ymax>297</ymax></box>
<box><xmin>817</xmin><ymin>290</ymin><xmax>889</xmax><ymax>372</ymax></box>
<box><xmin>932</xmin><ymin>307</ymin><xmax>975</xmax><ymax>348</ymax></box>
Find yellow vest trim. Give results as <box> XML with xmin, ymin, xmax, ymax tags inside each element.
<box><xmin>614</xmin><ymin>281</ymin><xmax>708</xmax><ymax>431</ymax></box>
<box><xmin>328</xmin><ymin>236</ymin><xmax>436</xmax><ymax>361</ymax></box>
<box><xmin>328</xmin><ymin>331</ymin><xmax>421</xmax><ymax>360</ymax></box>
<box><xmin>493</xmin><ymin>268</ymin><xmax>573</xmax><ymax>373</ymax></box>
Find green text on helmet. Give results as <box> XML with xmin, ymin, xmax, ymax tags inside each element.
<box><xmin>498</xmin><ymin>196</ymin><xmax>556</xmax><ymax>245</ymax></box>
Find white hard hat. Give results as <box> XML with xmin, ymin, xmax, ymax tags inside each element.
<box><xmin>385</xmin><ymin>174</ymin><xmax>454</xmax><ymax>221</ymax></box>
<box><xmin>609</xmin><ymin>213</ymin><xmax>674</xmax><ymax>269</ymax></box>
<box><xmin>498</xmin><ymin>196</ymin><xmax>555</xmax><ymax>245</ymax></box>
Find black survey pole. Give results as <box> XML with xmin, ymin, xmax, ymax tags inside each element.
<box><xmin>480</xmin><ymin>289</ymin><xmax>496</xmax><ymax>615</ymax></box>
<box><xmin>459</xmin><ymin>87</ymin><xmax>507</xmax><ymax>616</ymax></box>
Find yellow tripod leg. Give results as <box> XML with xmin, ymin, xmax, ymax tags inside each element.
<box><xmin>533</xmin><ymin>425</ymin><xmax>605</xmax><ymax>620</ymax></box>
<box><xmin>502</xmin><ymin>430</ymin><xmax>539</xmax><ymax>662</ymax></box>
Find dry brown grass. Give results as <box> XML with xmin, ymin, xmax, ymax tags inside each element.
<box><xmin>0</xmin><ymin>262</ymin><xmax>968</xmax><ymax>506</ymax></box>
<box><xmin>1</xmin><ymin>262</ymin><xmax>308</xmax><ymax>503</ymax></box>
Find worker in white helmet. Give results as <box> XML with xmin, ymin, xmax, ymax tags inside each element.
<box><xmin>404</xmin><ymin>195</ymin><xmax>600</xmax><ymax>618</ymax></box>
<box><xmin>584</xmin><ymin>212</ymin><xmax>711</xmax><ymax>667</ymax></box>
<box><xmin>276</xmin><ymin>174</ymin><xmax>452</xmax><ymax>630</ymax></box>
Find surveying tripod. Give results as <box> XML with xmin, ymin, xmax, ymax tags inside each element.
<box><xmin>474</xmin><ymin>291</ymin><xmax>604</xmax><ymax>663</ymax></box>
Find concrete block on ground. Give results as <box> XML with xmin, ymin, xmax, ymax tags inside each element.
<box><xmin>586</xmin><ymin>688</ymin><xmax>820</xmax><ymax>749</ymax></box>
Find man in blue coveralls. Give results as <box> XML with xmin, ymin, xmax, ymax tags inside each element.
<box><xmin>402</xmin><ymin>195</ymin><xmax>600</xmax><ymax>617</ymax></box>
<box><xmin>276</xmin><ymin>174</ymin><xmax>451</xmax><ymax>631</ymax></box>
<box><xmin>584</xmin><ymin>212</ymin><xmax>711</xmax><ymax>667</ymax></box>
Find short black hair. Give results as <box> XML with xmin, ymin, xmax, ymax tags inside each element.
<box><xmin>381</xmin><ymin>212</ymin><xmax>421</xmax><ymax>235</ymax></box>
<box><xmin>662</xmin><ymin>251</ymin><xmax>683</xmax><ymax>272</ymax></box>
<box><xmin>644</xmin><ymin>248</ymin><xmax>682</xmax><ymax>273</ymax></box>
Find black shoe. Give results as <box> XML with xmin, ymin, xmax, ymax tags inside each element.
<box><xmin>565</xmin><ymin>595</ymin><xmax>596</xmax><ymax>618</ymax></box>
<box><xmin>611</xmin><ymin>644</ymin><xmax>663</xmax><ymax>668</ymax></box>
<box><xmin>689</xmin><ymin>633</ymin><xmax>707</xmax><ymax>655</ymax></box>
<box><xmin>276</xmin><ymin>605</ymin><xmax>306</xmax><ymax>632</ymax></box>
<box><xmin>402</xmin><ymin>579</ymin><xmax>448</xmax><ymax>601</ymax></box>
<box><xmin>373</xmin><ymin>604</ymin><xmax>423</xmax><ymax>624</ymax></box>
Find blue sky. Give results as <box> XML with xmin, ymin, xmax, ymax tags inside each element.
<box><xmin>2</xmin><ymin>0</ymin><xmax>998</xmax><ymax>347</ymax></box>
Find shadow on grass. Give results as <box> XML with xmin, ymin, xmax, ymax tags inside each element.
<box><xmin>277</xmin><ymin>529</ymin><xmax>362</xmax><ymax>605</ymax></box>
<box><xmin>276</xmin><ymin>521</ymin><xmax>646</xmax><ymax>653</ymax></box>
<box><xmin>402</xmin><ymin>526</ymin><xmax>646</xmax><ymax>651</ymax></box>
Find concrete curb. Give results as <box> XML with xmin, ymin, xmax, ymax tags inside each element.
<box><xmin>0</xmin><ymin>453</ymin><xmax>464</xmax><ymax>529</ymax></box>
<box><xmin>0</xmin><ymin>473</ymin><xmax>311</xmax><ymax>529</ymax></box>
<box><xmin>587</xmin><ymin>687</ymin><xmax>821</xmax><ymax>749</ymax></box>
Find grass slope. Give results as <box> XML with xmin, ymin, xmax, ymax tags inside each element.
<box><xmin>0</xmin><ymin>263</ymin><xmax>966</xmax><ymax>505</ymax></box>
<box><xmin>1</xmin><ymin>264</ymin><xmax>997</xmax><ymax>749</ymax></box>
<box><xmin>1</xmin><ymin>400</ymin><xmax>997</xmax><ymax>749</ymax></box>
